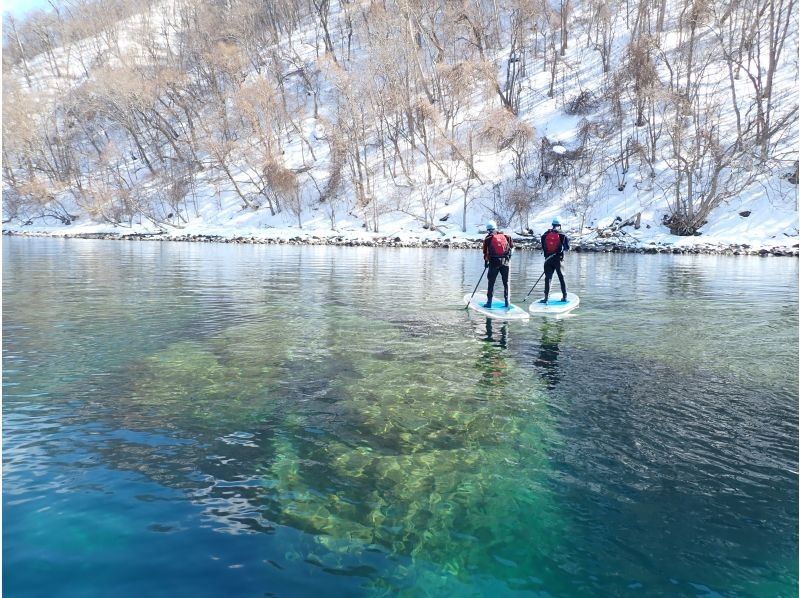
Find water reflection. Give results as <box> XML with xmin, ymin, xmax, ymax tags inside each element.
<box><xmin>4</xmin><ymin>238</ymin><xmax>798</xmax><ymax>597</ymax></box>
<box><xmin>663</xmin><ymin>260</ymin><xmax>710</xmax><ymax>299</ymax></box>
<box><xmin>534</xmin><ymin>319</ymin><xmax>565</xmax><ymax>390</ymax></box>
<box><xmin>482</xmin><ymin>318</ymin><xmax>508</xmax><ymax>348</ymax></box>
<box><xmin>475</xmin><ymin>319</ymin><xmax>510</xmax><ymax>391</ymax></box>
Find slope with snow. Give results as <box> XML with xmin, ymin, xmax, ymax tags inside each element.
<box><xmin>2</xmin><ymin>0</ymin><xmax>798</xmax><ymax>252</ymax></box>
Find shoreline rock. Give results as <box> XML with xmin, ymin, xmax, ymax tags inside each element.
<box><xmin>3</xmin><ymin>229</ymin><xmax>798</xmax><ymax>257</ymax></box>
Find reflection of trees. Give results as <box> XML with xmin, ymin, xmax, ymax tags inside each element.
<box><xmin>662</xmin><ymin>259</ymin><xmax>709</xmax><ymax>299</ymax></box>
<box><xmin>3</xmin><ymin>240</ymin><xmax>341</xmax><ymax>406</ymax></box>
<box><xmin>2</xmin><ymin>239</ymin><xmax>221</xmax><ymax>400</ymax></box>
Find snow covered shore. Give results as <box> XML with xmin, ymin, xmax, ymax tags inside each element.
<box><xmin>4</xmin><ymin>0</ymin><xmax>798</xmax><ymax>262</ymax></box>
<box><xmin>5</xmin><ymin>227</ymin><xmax>797</xmax><ymax>256</ymax></box>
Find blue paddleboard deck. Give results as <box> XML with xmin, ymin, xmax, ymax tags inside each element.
<box><xmin>528</xmin><ymin>292</ymin><xmax>580</xmax><ymax>315</ymax></box>
<box><xmin>463</xmin><ymin>292</ymin><xmax>530</xmax><ymax>320</ymax></box>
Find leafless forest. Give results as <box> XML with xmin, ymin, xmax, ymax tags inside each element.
<box><xmin>3</xmin><ymin>0</ymin><xmax>797</xmax><ymax>235</ymax></box>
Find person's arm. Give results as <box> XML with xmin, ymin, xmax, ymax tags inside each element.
<box><xmin>540</xmin><ymin>233</ymin><xmax>547</xmax><ymax>255</ymax></box>
<box><xmin>506</xmin><ymin>234</ymin><xmax>514</xmax><ymax>256</ymax></box>
<box><xmin>562</xmin><ymin>234</ymin><xmax>570</xmax><ymax>252</ymax></box>
<box><xmin>482</xmin><ymin>237</ymin><xmax>489</xmax><ymax>264</ymax></box>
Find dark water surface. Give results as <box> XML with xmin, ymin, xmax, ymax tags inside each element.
<box><xmin>3</xmin><ymin>237</ymin><xmax>797</xmax><ymax>597</ymax></box>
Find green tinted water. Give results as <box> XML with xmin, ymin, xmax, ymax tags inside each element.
<box><xmin>4</xmin><ymin>238</ymin><xmax>797</xmax><ymax>597</ymax></box>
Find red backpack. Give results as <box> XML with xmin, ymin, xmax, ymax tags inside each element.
<box><xmin>543</xmin><ymin>230</ymin><xmax>561</xmax><ymax>254</ymax></box>
<box><xmin>488</xmin><ymin>233</ymin><xmax>509</xmax><ymax>258</ymax></box>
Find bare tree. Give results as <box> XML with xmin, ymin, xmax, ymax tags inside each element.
<box><xmin>480</xmin><ymin>107</ymin><xmax>535</xmax><ymax>180</ymax></box>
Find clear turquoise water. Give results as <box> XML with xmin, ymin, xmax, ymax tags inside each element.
<box><xmin>3</xmin><ymin>237</ymin><xmax>798</xmax><ymax>597</ymax></box>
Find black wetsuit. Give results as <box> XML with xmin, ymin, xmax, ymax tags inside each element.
<box><xmin>483</xmin><ymin>232</ymin><xmax>514</xmax><ymax>305</ymax></box>
<box><xmin>487</xmin><ymin>258</ymin><xmax>509</xmax><ymax>304</ymax></box>
<box><xmin>540</xmin><ymin>229</ymin><xmax>570</xmax><ymax>300</ymax></box>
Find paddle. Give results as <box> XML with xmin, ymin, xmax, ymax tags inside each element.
<box><xmin>521</xmin><ymin>254</ymin><xmax>558</xmax><ymax>303</ymax></box>
<box><xmin>465</xmin><ymin>265</ymin><xmax>488</xmax><ymax>309</ymax></box>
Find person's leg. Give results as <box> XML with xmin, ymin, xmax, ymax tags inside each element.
<box><xmin>555</xmin><ymin>260</ymin><xmax>567</xmax><ymax>299</ymax></box>
<box><xmin>542</xmin><ymin>259</ymin><xmax>555</xmax><ymax>302</ymax></box>
<box><xmin>500</xmin><ymin>264</ymin><xmax>510</xmax><ymax>306</ymax></box>
<box><xmin>486</xmin><ymin>263</ymin><xmax>499</xmax><ymax>306</ymax></box>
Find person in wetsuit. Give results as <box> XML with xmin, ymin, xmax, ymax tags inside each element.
<box><xmin>540</xmin><ymin>217</ymin><xmax>570</xmax><ymax>303</ymax></box>
<box><xmin>482</xmin><ymin>220</ymin><xmax>514</xmax><ymax>308</ymax></box>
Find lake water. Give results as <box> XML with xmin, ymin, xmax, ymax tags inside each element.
<box><xmin>3</xmin><ymin>237</ymin><xmax>797</xmax><ymax>597</ymax></box>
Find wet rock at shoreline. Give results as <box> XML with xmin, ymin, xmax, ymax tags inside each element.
<box><xmin>3</xmin><ymin>229</ymin><xmax>798</xmax><ymax>257</ymax></box>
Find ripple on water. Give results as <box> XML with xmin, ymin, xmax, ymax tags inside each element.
<box><xmin>3</xmin><ymin>239</ymin><xmax>797</xmax><ymax>597</ymax></box>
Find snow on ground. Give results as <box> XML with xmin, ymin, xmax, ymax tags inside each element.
<box><xmin>7</xmin><ymin>193</ymin><xmax>798</xmax><ymax>253</ymax></box>
<box><xmin>3</xmin><ymin>0</ymin><xmax>798</xmax><ymax>252</ymax></box>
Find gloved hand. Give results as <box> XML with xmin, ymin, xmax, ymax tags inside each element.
<box><xmin>484</xmin><ymin>261</ymin><xmax>489</xmax><ymax>268</ymax></box>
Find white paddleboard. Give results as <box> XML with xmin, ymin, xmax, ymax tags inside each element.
<box><xmin>528</xmin><ymin>292</ymin><xmax>580</xmax><ymax>315</ymax></box>
<box><xmin>464</xmin><ymin>292</ymin><xmax>530</xmax><ymax>320</ymax></box>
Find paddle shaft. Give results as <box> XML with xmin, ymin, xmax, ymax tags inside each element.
<box><xmin>465</xmin><ymin>265</ymin><xmax>488</xmax><ymax>308</ymax></box>
<box><xmin>522</xmin><ymin>254</ymin><xmax>558</xmax><ymax>302</ymax></box>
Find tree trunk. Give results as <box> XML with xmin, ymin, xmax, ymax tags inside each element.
<box><xmin>9</xmin><ymin>17</ymin><xmax>33</xmax><ymax>88</ymax></box>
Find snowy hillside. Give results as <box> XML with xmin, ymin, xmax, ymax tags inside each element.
<box><xmin>2</xmin><ymin>0</ymin><xmax>798</xmax><ymax>250</ymax></box>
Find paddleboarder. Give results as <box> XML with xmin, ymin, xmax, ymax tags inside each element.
<box><xmin>482</xmin><ymin>220</ymin><xmax>514</xmax><ymax>308</ymax></box>
<box><xmin>540</xmin><ymin>217</ymin><xmax>570</xmax><ymax>303</ymax></box>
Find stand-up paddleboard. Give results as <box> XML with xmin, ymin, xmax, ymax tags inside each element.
<box><xmin>528</xmin><ymin>293</ymin><xmax>580</xmax><ymax>316</ymax></box>
<box><xmin>464</xmin><ymin>292</ymin><xmax>530</xmax><ymax>320</ymax></box>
